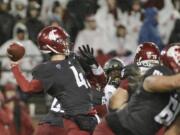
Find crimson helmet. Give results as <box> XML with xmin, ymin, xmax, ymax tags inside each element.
<box><xmin>37</xmin><ymin>26</ymin><xmax>70</xmax><ymax>55</ymax></box>
<box><xmin>161</xmin><ymin>43</ymin><xmax>180</xmax><ymax>73</ymax></box>
<box><xmin>135</xmin><ymin>42</ymin><xmax>160</xmax><ymax>66</ymax></box>
<box><xmin>134</xmin><ymin>42</ymin><xmax>160</xmax><ymax>75</ymax></box>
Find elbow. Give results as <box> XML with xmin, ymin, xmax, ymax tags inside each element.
<box><xmin>20</xmin><ymin>85</ymin><xmax>34</xmax><ymax>93</ymax></box>
<box><xmin>20</xmin><ymin>83</ymin><xmax>42</xmax><ymax>93</ymax></box>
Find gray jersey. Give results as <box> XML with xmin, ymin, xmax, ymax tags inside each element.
<box><xmin>32</xmin><ymin>55</ymin><xmax>93</xmax><ymax>116</ymax></box>
<box><xmin>107</xmin><ymin>66</ymin><xmax>180</xmax><ymax>135</ymax></box>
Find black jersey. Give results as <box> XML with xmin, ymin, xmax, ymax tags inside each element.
<box><xmin>107</xmin><ymin>65</ymin><xmax>180</xmax><ymax>135</ymax></box>
<box><xmin>40</xmin><ymin>98</ymin><xmax>64</xmax><ymax>126</ymax></box>
<box><xmin>32</xmin><ymin>54</ymin><xmax>93</xmax><ymax>116</ymax></box>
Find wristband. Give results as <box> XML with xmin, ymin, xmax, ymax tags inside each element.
<box><xmin>91</xmin><ymin>65</ymin><xmax>104</xmax><ymax>75</ymax></box>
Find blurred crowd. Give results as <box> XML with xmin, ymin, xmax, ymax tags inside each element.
<box><xmin>0</xmin><ymin>0</ymin><xmax>180</xmax><ymax>123</ymax></box>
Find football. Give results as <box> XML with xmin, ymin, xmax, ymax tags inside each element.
<box><xmin>7</xmin><ymin>42</ymin><xmax>25</xmax><ymax>61</ymax></box>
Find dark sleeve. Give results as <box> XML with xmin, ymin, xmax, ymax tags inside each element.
<box><xmin>91</xmin><ymin>89</ymin><xmax>104</xmax><ymax>106</ymax></box>
<box><xmin>143</xmin><ymin>65</ymin><xmax>173</xmax><ymax>80</ymax></box>
<box><xmin>32</xmin><ymin>63</ymin><xmax>54</xmax><ymax>92</ymax></box>
<box><xmin>77</xmin><ymin>55</ymin><xmax>107</xmax><ymax>89</ymax></box>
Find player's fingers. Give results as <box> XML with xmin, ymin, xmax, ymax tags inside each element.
<box><xmin>78</xmin><ymin>47</ymin><xmax>86</xmax><ymax>57</ymax></box>
<box><xmin>91</xmin><ymin>47</ymin><xmax>94</xmax><ymax>55</ymax></box>
<box><xmin>86</xmin><ymin>44</ymin><xmax>91</xmax><ymax>53</ymax></box>
<box><xmin>82</xmin><ymin>45</ymin><xmax>88</xmax><ymax>53</ymax></box>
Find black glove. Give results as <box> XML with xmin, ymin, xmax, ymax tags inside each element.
<box><xmin>78</xmin><ymin>45</ymin><xmax>98</xmax><ymax>67</ymax></box>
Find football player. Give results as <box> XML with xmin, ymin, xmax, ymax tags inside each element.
<box><xmin>109</xmin><ymin>42</ymin><xmax>161</xmax><ymax>111</ymax></box>
<box><xmin>35</xmin><ymin>44</ymin><xmax>106</xmax><ymax>135</ymax></box>
<box><xmin>93</xmin><ymin>44</ymin><xmax>180</xmax><ymax>135</ymax></box>
<box><xmin>160</xmin><ymin>43</ymin><xmax>180</xmax><ymax>135</ymax></box>
<box><xmin>103</xmin><ymin>57</ymin><xmax>125</xmax><ymax>111</ymax></box>
<box><xmin>9</xmin><ymin>26</ymin><xmax>106</xmax><ymax>135</ymax></box>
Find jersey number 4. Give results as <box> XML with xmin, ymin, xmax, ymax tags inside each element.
<box><xmin>154</xmin><ymin>93</ymin><xmax>180</xmax><ymax>126</ymax></box>
<box><xmin>50</xmin><ymin>98</ymin><xmax>64</xmax><ymax>113</ymax></box>
<box><xmin>70</xmin><ymin>66</ymin><xmax>91</xmax><ymax>88</ymax></box>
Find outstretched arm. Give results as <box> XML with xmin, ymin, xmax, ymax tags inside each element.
<box><xmin>78</xmin><ymin>45</ymin><xmax>107</xmax><ymax>89</ymax></box>
<box><xmin>143</xmin><ymin>74</ymin><xmax>180</xmax><ymax>92</ymax></box>
<box><xmin>11</xmin><ymin>63</ymin><xmax>43</xmax><ymax>93</ymax></box>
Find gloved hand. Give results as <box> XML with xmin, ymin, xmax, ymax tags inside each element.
<box><xmin>78</xmin><ymin>45</ymin><xmax>98</xmax><ymax>68</ymax></box>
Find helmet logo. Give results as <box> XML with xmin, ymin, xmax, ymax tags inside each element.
<box><xmin>135</xmin><ymin>44</ymin><xmax>143</xmax><ymax>54</ymax></box>
<box><xmin>48</xmin><ymin>29</ymin><xmax>59</xmax><ymax>41</ymax></box>
<box><xmin>167</xmin><ymin>46</ymin><xmax>180</xmax><ymax>66</ymax></box>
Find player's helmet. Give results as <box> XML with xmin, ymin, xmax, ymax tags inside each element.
<box><xmin>161</xmin><ymin>43</ymin><xmax>180</xmax><ymax>73</ymax></box>
<box><xmin>37</xmin><ymin>26</ymin><xmax>70</xmax><ymax>55</ymax></box>
<box><xmin>104</xmin><ymin>57</ymin><xmax>125</xmax><ymax>75</ymax></box>
<box><xmin>134</xmin><ymin>42</ymin><xmax>160</xmax><ymax>67</ymax></box>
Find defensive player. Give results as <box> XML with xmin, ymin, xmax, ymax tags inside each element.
<box><xmin>9</xmin><ymin>26</ymin><xmax>105</xmax><ymax>135</ymax></box>
<box><xmin>103</xmin><ymin>57</ymin><xmax>125</xmax><ymax>111</ymax></box>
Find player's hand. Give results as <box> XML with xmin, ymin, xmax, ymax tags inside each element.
<box><xmin>10</xmin><ymin>61</ymin><xmax>19</xmax><ymax>68</ymax></box>
<box><xmin>78</xmin><ymin>44</ymin><xmax>98</xmax><ymax>67</ymax></box>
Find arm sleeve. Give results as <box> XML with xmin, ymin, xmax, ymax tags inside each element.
<box><xmin>11</xmin><ymin>65</ymin><xmax>43</xmax><ymax>93</ymax></box>
<box><xmin>90</xmin><ymin>66</ymin><xmax>107</xmax><ymax>89</ymax></box>
<box><xmin>77</xmin><ymin>55</ymin><xmax>107</xmax><ymax>89</ymax></box>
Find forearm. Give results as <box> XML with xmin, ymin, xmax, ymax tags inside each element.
<box><xmin>91</xmin><ymin>65</ymin><xmax>107</xmax><ymax>89</ymax></box>
<box><xmin>109</xmin><ymin>88</ymin><xmax>128</xmax><ymax>110</ymax></box>
<box><xmin>11</xmin><ymin>65</ymin><xmax>43</xmax><ymax>93</ymax></box>
<box><xmin>144</xmin><ymin>74</ymin><xmax>180</xmax><ymax>92</ymax></box>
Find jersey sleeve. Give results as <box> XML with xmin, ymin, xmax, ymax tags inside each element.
<box><xmin>32</xmin><ymin>63</ymin><xmax>54</xmax><ymax>92</ymax></box>
<box><xmin>143</xmin><ymin>65</ymin><xmax>173</xmax><ymax>80</ymax></box>
<box><xmin>76</xmin><ymin>55</ymin><xmax>107</xmax><ymax>89</ymax></box>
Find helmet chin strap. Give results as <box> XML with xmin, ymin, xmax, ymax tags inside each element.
<box><xmin>46</xmin><ymin>44</ymin><xmax>70</xmax><ymax>56</ymax></box>
<box><xmin>46</xmin><ymin>44</ymin><xmax>59</xmax><ymax>54</ymax></box>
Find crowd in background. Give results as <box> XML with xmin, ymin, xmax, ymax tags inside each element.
<box><xmin>0</xmin><ymin>0</ymin><xmax>180</xmax><ymax>122</ymax></box>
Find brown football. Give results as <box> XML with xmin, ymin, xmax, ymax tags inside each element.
<box><xmin>7</xmin><ymin>42</ymin><xmax>25</xmax><ymax>61</ymax></box>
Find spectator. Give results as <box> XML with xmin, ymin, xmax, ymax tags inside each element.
<box><xmin>114</xmin><ymin>24</ymin><xmax>133</xmax><ymax>56</ymax></box>
<box><xmin>95</xmin><ymin>0</ymin><xmax>127</xmax><ymax>41</ymax></box>
<box><xmin>114</xmin><ymin>24</ymin><xmax>134</xmax><ymax>65</ymax></box>
<box><xmin>138</xmin><ymin>7</ymin><xmax>164</xmax><ymax>51</ymax></box>
<box><xmin>172</xmin><ymin>0</ymin><xmax>180</xmax><ymax>12</ymax></box>
<box><xmin>40</xmin><ymin>0</ymin><xmax>70</xmax><ymax>22</ymax></box>
<box><xmin>0</xmin><ymin>22</ymin><xmax>43</xmax><ymax>85</ymax></box>
<box><xmin>66</xmin><ymin>0</ymin><xmax>98</xmax><ymax>41</ymax></box>
<box><xmin>47</xmin><ymin>1</ymin><xmax>64</xmax><ymax>26</ymax></box>
<box><xmin>74</xmin><ymin>14</ymin><xmax>117</xmax><ymax>55</ymax></box>
<box><xmin>117</xmin><ymin>0</ymin><xmax>132</xmax><ymax>13</ymax></box>
<box><xmin>158</xmin><ymin>0</ymin><xmax>180</xmax><ymax>45</ymax></box>
<box><xmin>125</xmin><ymin>0</ymin><xmax>142</xmax><ymax>54</ymax></box>
<box><xmin>0</xmin><ymin>0</ymin><xmax>15</xmax><ymax>46</ymax></box>
<box><xmin>10</xmin><ymin>0</ymin><xmax>28</xmax><ymax>21</ymax></box>
<box><xmin>169</xmin><ymin>18</ymin><xmax>180</xmax><ymax>43</ymax></box>
<box><xmin>47</xmin><ymin>0</ymin><xmax>87</xmax><ymax>42</ymax></box>
<box><xmin>26</xmin><ymin>1</ymin><xmax>44</xmax><ymax>44</ymax></box>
